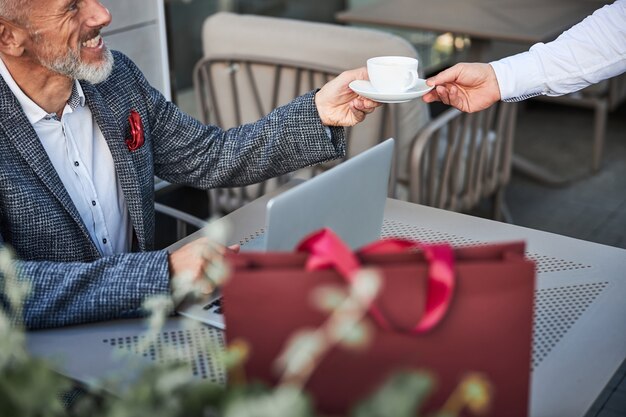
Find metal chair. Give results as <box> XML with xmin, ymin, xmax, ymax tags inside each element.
<box><xmin>194</xmin><ymin>56</ymin><xmax>345</xmax><ymax>214</ymax></box>
<box><xmin>404</xmin><ymin>102</ymin><xmax>517</xmax><ymax>221</ymax></box>
<box><xmin>154</xmin><ymin>202</ymin><xmax>207</xmax><ymax>241</ymax></box>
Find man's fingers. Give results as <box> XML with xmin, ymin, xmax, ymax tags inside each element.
<box><xmin>447</xmin><ymin>85</ymin><xmax>471</xmax><ymax>112</ymax></box>
<box><xmin>353</xmin><ymin>110</ymin><xmax>367</xmax><ymax>123</ymax></box>
<box><xmin>436</xmin><ymin>85</ymin><xmax>451</xmax><ymax>105</ymax></box>
<box><xmin>449</xmin><ymin>85</ymin><xmax>459</xmax><ymax>105</ymax></box>
<box><xmin>427</xmin><ymin>73</ymin><xmax>447</xmax><ymax>87</ymax></box>
<box><xmin>427</xmin><ymin>64</ymin><xmax>462</xmax><ymax>87</ymax></box>
<box><xmin>353</xmin><ymin>97</ymin><xmax>380</xmax><ymax>110</ymax></box>
<box><xmin>337</xmin><ymin>67</ymin><xmax>369</xmax><ymax>85</ymax></box>
<box><xmin>354</xmin><ymin>103</ymin><xmax>376</xmax><ymax>114</ymax></box>
<box><xmin>349</xmin><ymin>103</ymin><xmax>367</xmax><ymax>123</ymax></box>
<box><xmin>350</xmin><ymin>66</ymin><xmax>369</xmax><ymax>81</ymax></box>
<box><xmin>349</xmin><ymin>98</ymin><xmax>379</xmax><ymax>124</ymax></box>
<box><xmin>200</xmin><ymin>281</ymin><xmax>214</xmax><ymax>295</ymax></box>
<box><xmin>422</xmin><ymin>90</ymin><xmax>440</xmax><ymax>103</ymax></box>
<box><xmin>448</xmin><ymin>85</ymin><xmax>466</xmax><ymax>111</ymax></box>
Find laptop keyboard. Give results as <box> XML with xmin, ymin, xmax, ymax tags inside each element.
<box><xmin>203</xmin><ymin>298</ymin><xmax>223</xmax><ymax>315</ymax></box>
<box><xmin>240</xmin><ymin>231</ymin><xmax>267</xmax><ymax>251</ymax></box>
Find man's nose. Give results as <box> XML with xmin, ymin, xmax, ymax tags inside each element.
<box><xmin>85</xmin><ymin>0</ymin><xmax>112</xmax><ymax>29</ymax></box>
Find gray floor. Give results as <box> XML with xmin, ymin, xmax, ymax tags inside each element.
<box><xmin>507</xmin><ymin>100</ymin><xmax>626</xmax><ymax>249</ymax></box>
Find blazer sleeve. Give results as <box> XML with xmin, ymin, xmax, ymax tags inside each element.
<box><xmin>115</xmin><ymin>53</ymin><xmax>346</xmax><ymax>188</ymax></box>
<box><xmin>1</xmin><ymin>230</ymin><xmax>172</xmax><ymax>330</ymax></box>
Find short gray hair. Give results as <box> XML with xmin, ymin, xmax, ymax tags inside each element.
<box><xmin>0</xmin><ymin>0</ymin><xmax>30</xmax><ymax>24</ymax></box>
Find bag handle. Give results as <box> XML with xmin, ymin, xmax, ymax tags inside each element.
<box><xmin>297</xmin><ymin>228</ymin><xmax>455</xmax><ymax>335</ymax></box>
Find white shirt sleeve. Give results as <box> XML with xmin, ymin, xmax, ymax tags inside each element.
<box><xmin>489</xmin><ymin>0</ymin><xmax>626</xmax><ymax>101</ymax></box>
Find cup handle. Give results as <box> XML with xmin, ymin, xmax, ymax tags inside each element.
<box><xmin>405</xmin><ymin>71</ymin><xmax>419</xmax><ymax>91</ymax></box>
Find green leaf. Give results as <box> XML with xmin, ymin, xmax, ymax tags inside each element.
<box><xmin>0</xmin><ymin>357</ymin><xmax>71</xmax><ymax>417</ymax></box>
<box><xmin>311</xmin><ymin>285</ymin><xmax>347</xmax><ymax>312</ymax></box>
<box><xmin>224</xmin><ymin>385</ymin><xmax>315</xmax><ymax>417</ymax></box>
<box><xmin>333</xmin><ymin>320</ymin><xmax>373</xmax><ymax>350</ymax></box>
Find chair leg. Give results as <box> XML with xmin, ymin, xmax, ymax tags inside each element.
<box><xmin>500</xmin><ymin>201</ymin><xmax>513</xmax><ymax>224</ymax></box>
<box><xmin>176</xmin><ymin>220</ymin><xmax>188</xmax><ymax>241</ymax></box>
<box><xmin>592</xmin><ymin>99</ymin><xmax>608</xmax><ymax>172</ymax></box>
<box><xmin>492</xmin><ymin>187</ymin><xmax>512</xmax><ymax>223</ymax></box>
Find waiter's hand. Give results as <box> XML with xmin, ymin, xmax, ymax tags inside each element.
<box><xmin>422</xmin><ymin>63</ymin><xmax>501</xmax><ymax>113</ymax></box>
<box><xmin>169</xmin><ymin>237</ymin><xmax>239</xmax><ymax>294</ymax></box>
<box><xmin>315</xmin><ymin>67</ymin><xmax>381</xmax><ymax>126</ymax></box>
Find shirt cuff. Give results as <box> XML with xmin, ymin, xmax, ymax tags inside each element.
<box><xmin>490</xmin><ymin>50</ymin><xmax>546</xmax><ymax>102</ymax></box>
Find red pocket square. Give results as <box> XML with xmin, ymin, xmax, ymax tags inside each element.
<box><xmin>125</xmin><ymin>110</ymin><xmax>144</xmax><ymax>151</ymax></box>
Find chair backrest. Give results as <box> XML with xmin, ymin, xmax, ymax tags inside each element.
<box><xmin>405</xmin><ymin>102</ymin><xmax>517</xmax><ymax>215</ymax></box>
<box><xmin>579</xmin><ymin>72</ymin><xmax>626</xmax><ymax>110</ymax></box>
<box><xmin>194</xmin><ymin>12</ymin><xmax>429</xmax><ymax>214</ymax></box>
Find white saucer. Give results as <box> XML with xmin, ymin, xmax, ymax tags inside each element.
<box><xmin>349</xmin><ymin>79</ymin><xmax>434</xmax><ymax>103</ymax></box>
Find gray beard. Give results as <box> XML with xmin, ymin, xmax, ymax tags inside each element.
<box><xmin>38</xmin><ymin>44</ymin><xmax>114</xmax><ymax>84</ymax></box>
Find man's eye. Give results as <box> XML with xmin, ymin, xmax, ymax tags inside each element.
<box><xmin>68</xmin><ymin>1</ymin><xmax>78</xmax><ymax>11</ymax></box>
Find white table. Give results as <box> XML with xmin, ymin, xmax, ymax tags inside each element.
<box><xmin>28</xmin><ymin>184</ymin><xmax>626</xmax><ymax>416</ymax></box>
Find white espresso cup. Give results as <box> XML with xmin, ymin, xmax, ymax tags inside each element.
<box><xmin>367</xmin><ymin>56</ymin><xmax>419</xmax><ymax>93</ymax></box>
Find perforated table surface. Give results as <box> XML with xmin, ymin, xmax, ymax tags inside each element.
<box><xmin>27</xmin><ymin>184</ymin><xmax>626</xmax><ymax>417</ymax></box>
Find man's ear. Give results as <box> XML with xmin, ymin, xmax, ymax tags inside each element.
<box><xmin>0</xmin><ymin>19</ymin><xmax>26</xmax><ymax>57</ymax></box>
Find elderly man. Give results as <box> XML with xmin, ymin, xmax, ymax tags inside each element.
<box><xmin>0</xmin><ymin>0</ymin><xmax>378</xmax><ymax>329</ymax></box>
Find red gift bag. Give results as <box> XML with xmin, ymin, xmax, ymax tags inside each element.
<box><xmin>223</xmin><ymin>229</ymin><xmax>535</xmax><ymax>416</ymax></box>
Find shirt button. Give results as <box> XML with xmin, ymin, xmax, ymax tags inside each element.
<box><xmin>92</xmin><ymin>200</ymin><xmax>96</xmax><ymax>206</ymax></box>
<box><xmin>74</xmin><ymin>161</ymin><xmax>79</xmax><ymax>167</ymax></box>
<box><xmin>102</xmin><ymin>238</ymin><xmax>107</xmax><ymax>244</ymax></box>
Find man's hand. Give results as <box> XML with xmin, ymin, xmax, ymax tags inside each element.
<box><xmin>422</xmin><ymin>63</ymin><xmax>501</xmax><ymax>113</ymax></box>
<box><xmin>168</xmin><ymin>237</ymin><xmax>239</xmax><ymax>295</ymax></box>
<box><xmin>315</xmin><ymin>67</ymin><xmax>381</xmax><ymax>127</ymax></box>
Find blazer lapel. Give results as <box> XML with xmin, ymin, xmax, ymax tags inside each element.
<box><xmin>0</xmin><ymin>78</ymin><xmax>96</xmax><ymax>249</ymax></box>
<box><xmin>80</xmin><ymin>82</ymin><xmax>147</xmax><ymax>250</ymax></box>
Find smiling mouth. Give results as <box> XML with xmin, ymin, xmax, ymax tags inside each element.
<box><xmin>82</xmin><ymin>34</ymin><xmax>102</xmax><ymax>48</ymax></box>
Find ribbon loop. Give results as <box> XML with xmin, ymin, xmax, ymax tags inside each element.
<box><xmin>296</xmin><ymin>228</ymin><xmax>455</xmax><ymax>334</ymax></box>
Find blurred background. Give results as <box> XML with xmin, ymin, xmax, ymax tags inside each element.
<box><xmin>100</xmin><ymin>0</ymin><xmax>626</xmax><ymax>250</ymax></box>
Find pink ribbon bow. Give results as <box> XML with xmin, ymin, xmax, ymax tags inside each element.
<box><xmin>296</xmin><ymin>228</ymin><xmax>455</xmax><ymax>335</ymax></box>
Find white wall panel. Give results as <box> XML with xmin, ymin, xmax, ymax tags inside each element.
<box><xmin>100</xmin><ymin>0</ymin><xmax>171</xmax><ymax>99</ymax></box>
<box><xmin>100</xmin><ymin>0</ymin><xmax>159</xmax><ymax>33</ymax></box>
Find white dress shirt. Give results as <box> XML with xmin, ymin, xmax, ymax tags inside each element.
<box><xmin>490</xmin><ymin>0</ymin><xmax>626</xmax><ymax>101</ymax></box>
<box><xmin>0</xmin><ymin>58</ymin><xmax>131</xmax><ymax>255</ymax></box>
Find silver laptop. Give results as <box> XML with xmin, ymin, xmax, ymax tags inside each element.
<box><xmin>177</xmin><ymin>138</ymin><xmax>395</xmax><ymax>328</ymax></box>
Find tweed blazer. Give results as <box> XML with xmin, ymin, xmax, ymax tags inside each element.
<box><xmin>0</xmin><ymin>51</ymin><xmax>345</xmax><ymax>329</ymax></box>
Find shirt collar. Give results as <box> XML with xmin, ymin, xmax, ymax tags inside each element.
<box><xmin>68</xmin><ymin>81</ymin><xmax>86</xmax><ymax>109</ymax></box>
<box><xmin>0</xmin><ymin>56</ymin><xmax>85</xmax><ymax>124</ymax></box>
